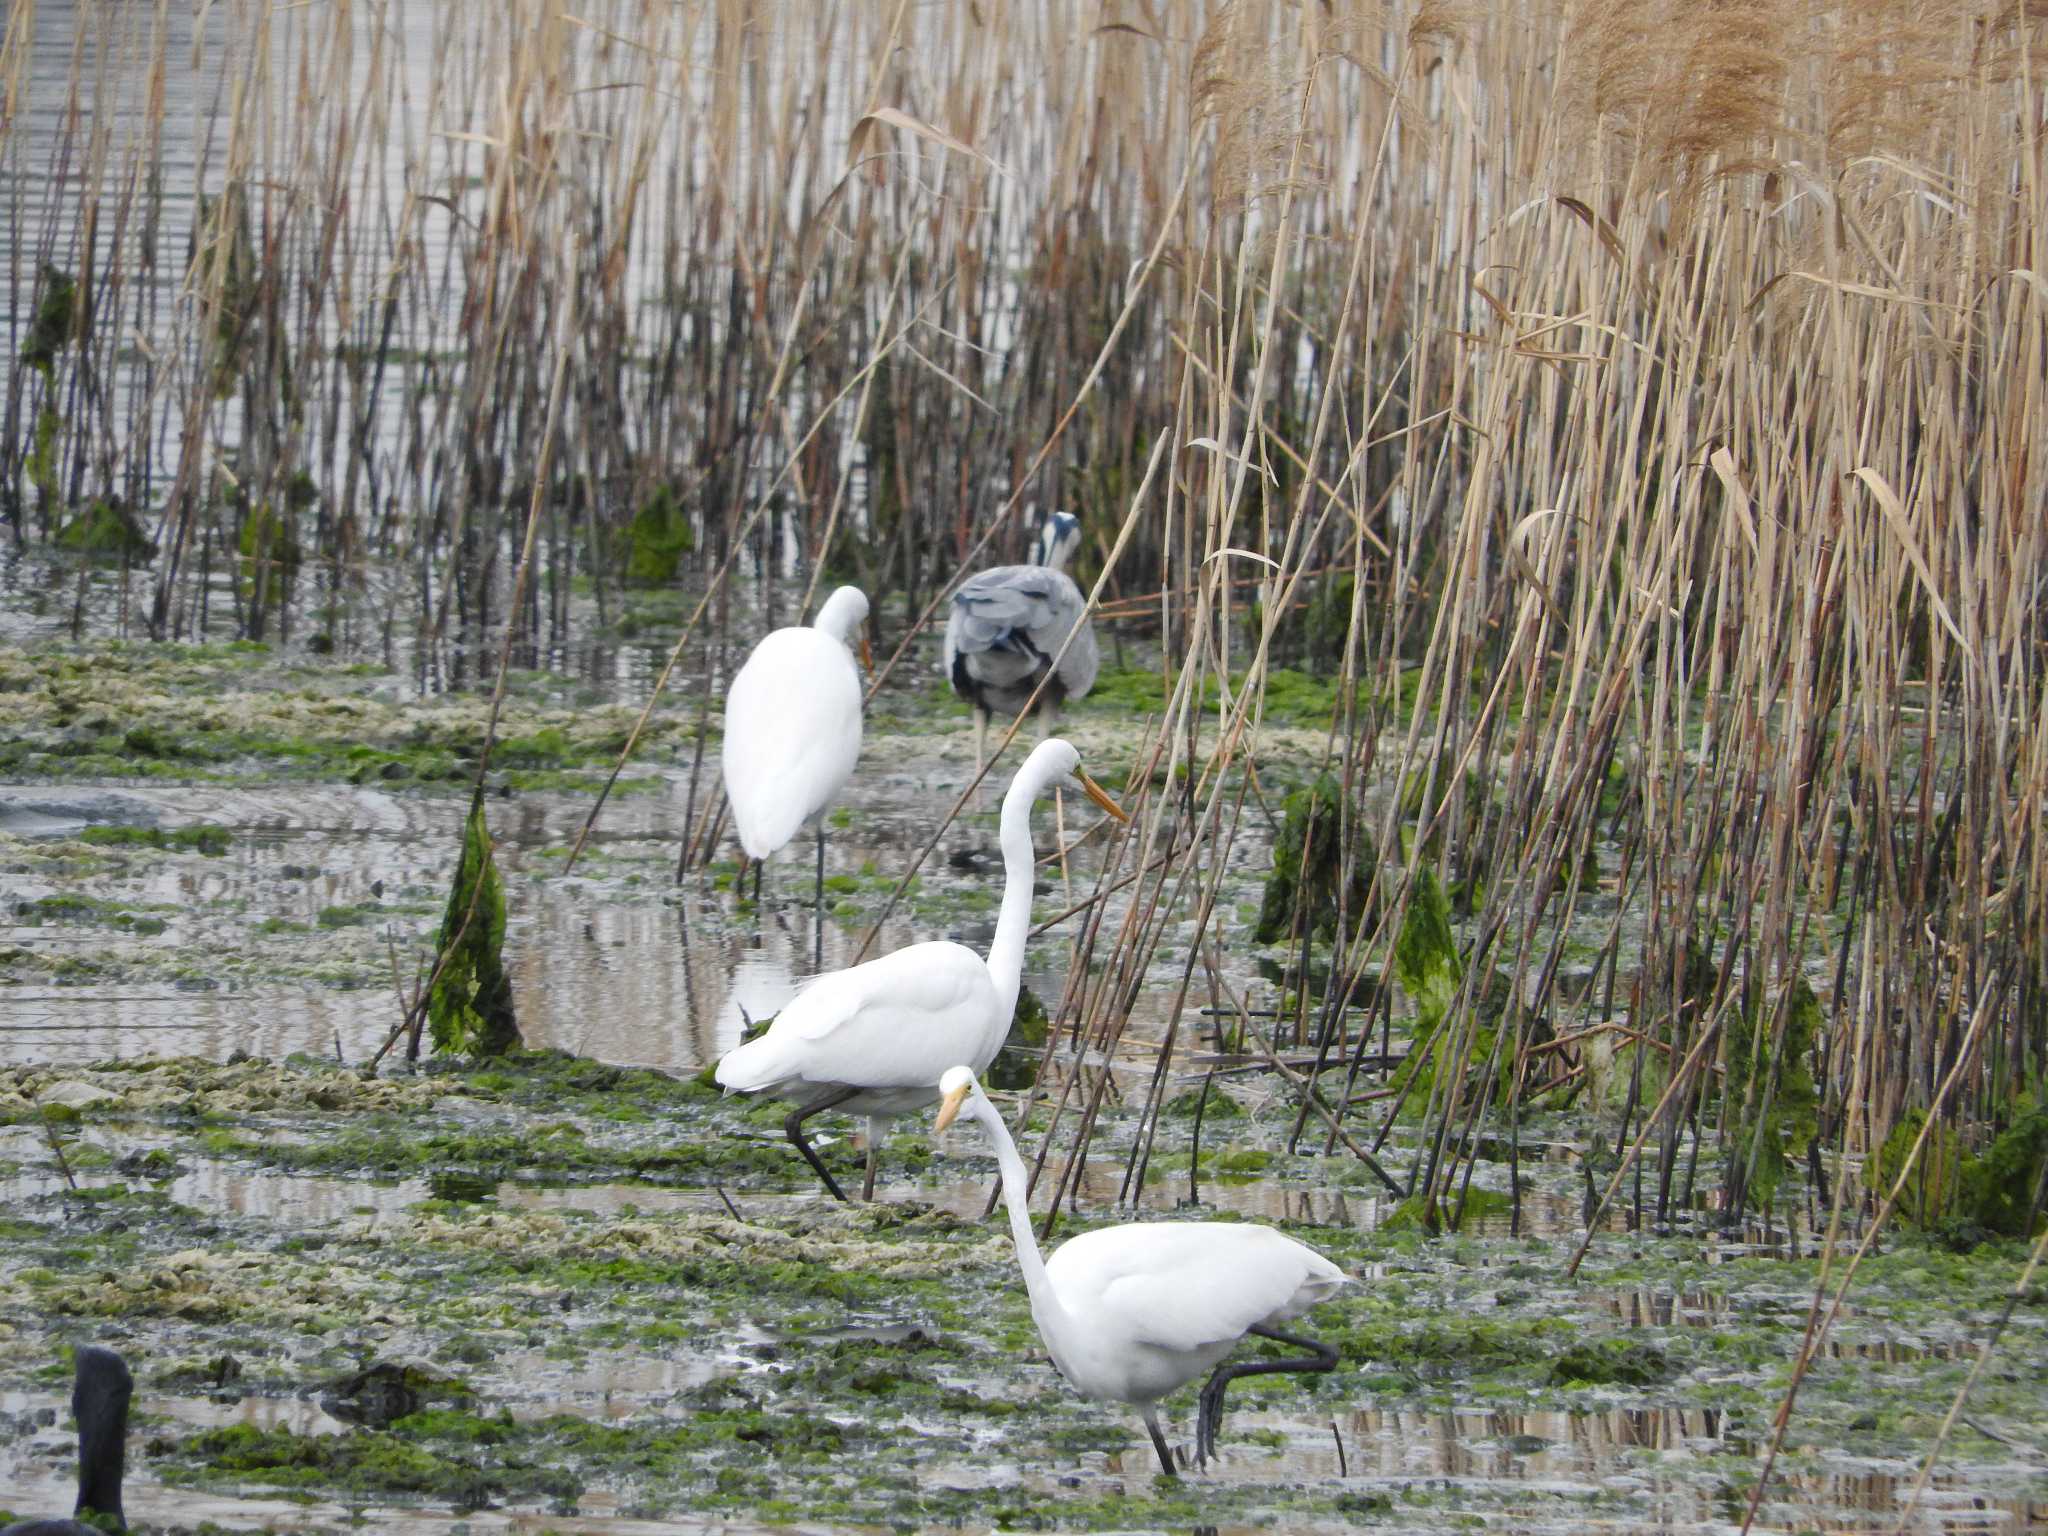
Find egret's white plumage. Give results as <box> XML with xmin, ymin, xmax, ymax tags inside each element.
<box><xmin>721</xmin><ymin>585</ymin><xmax>869</xmax><ymax>861</ymax></box>
<box><xmin>934</xmin><ymin>1065</ymin><xmax>1347</xmax><ymax>1474</ymax></box>
<box><xmin>944</xmin><ymin>512</ymin><xmax>1099</xmax><ymax>774</ymax></box>
<box><xmin>715</xmin><ymin>739</ymin><xmax>1125</xmax><ymax>1200</ymax></box>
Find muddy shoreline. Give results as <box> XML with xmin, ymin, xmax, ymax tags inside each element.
<box><xmin>3</xmin><ymin>639</ymin><xmax>2046</xmax><ymax>1534</ymax></box>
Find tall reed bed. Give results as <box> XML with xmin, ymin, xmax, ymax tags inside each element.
<box><xmin>3</xmin><ymin>1</ymin><xmax>2044</xmax><ymax>1257</ymax></box>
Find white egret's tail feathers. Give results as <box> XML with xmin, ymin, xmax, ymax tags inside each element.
<box><xmin>731</xmin><ymin>793</ymin><xmax>805</xmax><ymax>862</ymax></box>
<box><xmin>713</xmin><ymin>1034</ymin><xmax>786</xmax><ymax>1095</ymax></box>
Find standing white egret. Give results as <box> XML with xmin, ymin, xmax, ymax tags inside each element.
<box><xmin>1</xmin><ymin>1345</ymin><xmax>131</xmax><ymax>1536</ymax></box>
<box><xmin>715</xmin><ymin>739</ymin><xmax>1124</xmax><ymax>1201</ymax></box>
<box><xmin>934</xmin><ymin>1066</ymin><xmax>1348</xmax><ymax>1476</ymax></box>
<box><xmin>945</xmin><ymin>512</ymin><xmax>1100</xmax><ymax>777</ymax></box>
<box><xmin>721</xmin><ymin>585</ymin><xmax>871</xmax><ymax>964</ymax></box>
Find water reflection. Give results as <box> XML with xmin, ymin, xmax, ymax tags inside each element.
<box><xmin>0</xmin><ymin>782</ymin><xmax>948</xmax><ymax>1071</ymax></box>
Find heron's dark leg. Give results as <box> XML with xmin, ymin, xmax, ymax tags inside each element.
<box><xmin>814</xmin><ymin>821</ymin><xmax>827</xmax><ymax>970</ymax></box>
<box><xmin>861</xmin><ymin>1115</ymin><xmax>882</xmax><ymax>1202</ymax></box>
<box><xmin>785</xmin><ymin>1085</ymin><xmax>861</xmax><ymax>1202</ymax></box>
<box><xmin>972</xmin><ymin>707</ymin><xmax>989</xmax><ymax>787</ymax></box>
<box><xmin>1194</xmin><ymin>1325</ymin><xmax>1338</xmax><ymax>1467</ymax></box>
<box><xmin>1140</xmin><ymin>1407</ymin><xmax>1178</xmax><ymax>1478</ymax></box>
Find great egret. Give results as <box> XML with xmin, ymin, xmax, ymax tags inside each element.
<box><xmin>944</xmin><ymin>512</ymin><xmax>1100</xmax><ymax>778</ymax></box>
<box><xmin>934</xmin><ymin>1066</ymin><xmax>1347</xmax><ymax>1476</ymax></box>
<box><xmin>721</xmin><ymin>585</ymin><xmax>871</xmax><ymax>964</ymax></box>
<box><xmin>2</xmin><ymin>1345</ymin><xmax>131</xmax><ymax>1536</ymax></box>
<box><xmin>715</xmin><ymin>739</ymin><xmax>1124</xmax><ymax>1201</ymax></box>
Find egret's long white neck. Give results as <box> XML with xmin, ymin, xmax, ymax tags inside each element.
<box><xmin>983</xmin><ymin>759</ymin><xmax>1044</xmax><ymax>1020</ymax></box>
<box><xmin>971</xmin><ymin>1092</ymin><xmax>1072</xmax><ymax>1338</ymax></box>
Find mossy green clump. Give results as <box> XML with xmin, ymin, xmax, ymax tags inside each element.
<box><xmin>1877</xmin><ymin>1090</ymin><xmax>2048</xmax><ymax>1243</ymax></box>
<box><xmin>1213</xmin><ymin>1146</ymin><xmax>1273</xmax><ymax>1176</ymax></box>
<box><xmin>1380</xmin><ymin>1185</ymin><xmax>1511</xmax><ymax>1232</ymax></box>
<box><xmin>22</xmin><ymin>263</ymin><xmax>79</xmax><ymax>373</ymax></box>
<box><xmin>1723</xmin><ymin>976</ymin><xmax>1821</xmax><ymax>1212</ymax></box>
<box><xmin>1959</xmin><ymin>1096</ymin><xmax>2048</xmax><ymax>1236</ymax></box>
<box><xmin>986</xmin><ymin>983</ymin><xmax>1049</xmax><ymax>1090</ymax></box>
<box><xmin>1165</xmin><ymin>1083</ymin><xmax>1244</xmax><ymax>1119</ymax></box>
<box><xmin>12</xmin><ymin>893</ymin><xmax>168</xmax><ymax>935</ymax></box>
<box><xmin>1255</xmin><ymin>773</ymin><xmax>1371</xmax><ymax>944</ymax></box>
<box><xmin>1548</xmin><ymin>1337</ymin><xmax>1672</xmax><ymax>1387</ymax></box>
<box><xmin>428</xmin><ymin>800</ymin><xmax>518</xmax><ymax>1057</ymax></box>
<box><xmin>170</xmin><ymin>1422</ymin><xmax>500</xmax><ymax>1507</ymax></box>
<box><xmin>77</xmin><ymin>824</ymin><xmax>231</xmax><ymax>856</ymax></box>
<box><xmin>56</xmin><ymin>497</ymin><xmax>158</xmax><ymax>560</ymax></box>
<box><xmin>237</xmin><ymin>488</ymin><xmax>306</xmax><ymax>630</ymax></box>
<box><xmin>623</xmin><ymin>483</ymin><xmax>697</xmax><ymax>587</ymax></box>
<box><xmin>1384</xmin><ymin>868</ymin><xmax>1491</xmax><ymax>1115</ymax></box>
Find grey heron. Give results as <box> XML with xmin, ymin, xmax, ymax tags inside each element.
<box><xmin>944</xmin><ymin>512</ymin><xmax>1100</xmax><ymax>777</ymax></box>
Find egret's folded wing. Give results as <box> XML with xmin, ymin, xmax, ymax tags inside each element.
<box><xmin>1055</xmin><ymin>1224</ymin><xmax>1347</xmax><ymax>1352</ymax></box>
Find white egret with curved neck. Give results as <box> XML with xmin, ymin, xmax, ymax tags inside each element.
<box><xmin>2</xmin><ymin>1345</ymin><xmax>132</xmax><ymax>1536</ymax></box>
<box><xmin>934</xmin><ymin>1065</ymin><xmax>1347</xmax><ymax>1475</ymax></box>
<box><xmin>721</xmin><ymin>584</ymin><xmax>871</xmax><ymax>964</ymax></box>
<box><xmin>714</xmin><ymin>739</ymin><xmax>1124</xmax><ymax>1201</ymax></box>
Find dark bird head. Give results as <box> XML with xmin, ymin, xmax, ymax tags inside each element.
<box><xmin>71</xmin><ymin>1345</ymin><xmax>131</xmax><ymax>1530</ymax></box>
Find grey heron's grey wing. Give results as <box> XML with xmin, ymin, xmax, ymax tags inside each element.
<box><xmin>950</xmin><ymin>565</ymin><xmax>1068</xmax><ymax>656</ymax></box>
<box><xmin>1042</xmin><ymin>571</ymin><xmax>1100</xmax><ymax>699</ymax></box>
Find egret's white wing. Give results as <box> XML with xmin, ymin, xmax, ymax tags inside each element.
<box><xmin>722</xmin><ymin>626</ymin><xmax>863</xmax><ymax>858</ymax></box>
<box><xmin>715</xmin><ymin>941</ymin><xmax>1001</xmax><ymax>1094</ymax></box>
<box><xmin>1047</xmin><ymin>1222</ymin><xmax>1347</xmax><ymax>1353</ymax></box>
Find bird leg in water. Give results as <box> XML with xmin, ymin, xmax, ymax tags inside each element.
<box><xmin>1141</xmin><ymin>1406</ymin><xmax>1178</xmax><ymax>1478</ymax></box>
<box><xmin>813</xmin><ymin>822</ymin><xmax>827</xmax><ymax>970</ymax></box>
<box><xmin>971</xmin><ymin>707</ymin><xmax>990</xmax><ymax>803</ymax></box>
<box><xmin>1193</xmin><ymin>1324</ymin><xmax>1339</xmax><ymax>1467</ymax></box>
<box><xmin>784</xmin><ymin>1085</ymin><xmax>861</xmax><ymax>1202</ymax></box>
<box><xmin>862</xmin><ymin>1114</ymin><xmax>885</xmax><ymax>1201</ymax></box>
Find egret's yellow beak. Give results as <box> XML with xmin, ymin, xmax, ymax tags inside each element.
<box><xmin>1078</xmin><ymin>770</ymin><xmax>1128</xmax><ymax>823</ymax></box>
<box><xmin>858</xmin><ymin>630</ymin><xmax>875</xmax><ymax>671</ymax></box>
<box><xmin>934</xmin><ymin>1080</ymin><xmax>971</xmax><ymax>1134</ymax></box>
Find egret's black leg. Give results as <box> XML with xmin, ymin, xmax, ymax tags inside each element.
<box><xmin>1141</xmin><ymin>1407</ymin><xmax>1178</xmax><ymax>1478</ymax></box>
<box><xmin>862</xmin><ymin>1135</ymin><xmax>880</xmax><ymax>1202</ymax></box>
<box><xmin>971</xmin><ymin>706</ymin><xmax>992</xmax><ymax>807</ymax></box>
<box><xmin>814</xmin><ymin>821</ymin><xmax>827</xmax><ymax>970</ymax></box>
<box><xmin>785</xmin><ymin>1085</ymin><xmax>860</xmax><ymax>1202</ymax></box>
<box><xmin>1194</xmin><ymin>1325</ymin><xmax>1338</xmax><ymax>1467</ymax></box>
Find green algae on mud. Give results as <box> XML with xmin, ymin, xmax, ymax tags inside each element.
<box><xmin>4</xmin><ymin>1050</ymin><xmax>2047</xmax><ymax>1530</ymax></box>
<box><xmin>0</xmin><ymin>640</ymin><xmax>683</xmax><ymax>790</ymax></box>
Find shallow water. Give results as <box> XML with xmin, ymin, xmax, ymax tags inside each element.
<box><xmin>0</xmin><ymin>778</ymin><xmax>954</xmax><ymax>1071</ymax></box>
<box><xmin>5</xmin><ymin>641</ymin><xmax>2045</xmax><ymax>1535</ymax></box>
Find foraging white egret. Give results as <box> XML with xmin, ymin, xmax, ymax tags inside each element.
<box><xmin>1</xmin><ymin>1345</ymin><xmax>131</xmax><ymax>1536</ymax></box>
<box><xmin>934</xmin><ymin>1066</ymin><xmax>1348</xmax><ymax>1476</ymax></box>
<box><xmin>944</xmin><ymin>512</ymin><xmax>1100</xmax><ymax>777</ymax></box>
<box><xmin>715</xmin><ymin>739</ymin><xmax>1124</xmax><ymax>1201</ymax></box>
<box><xmin>721</xmin><ymin>585</ymin><xmax>871</xmax><ymax>962</ymax></box>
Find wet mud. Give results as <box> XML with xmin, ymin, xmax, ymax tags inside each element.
<box><xmin>3</xmin><ymin>636</ymin><xmax>2046</xmax><ymax>1534</ymax></box>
